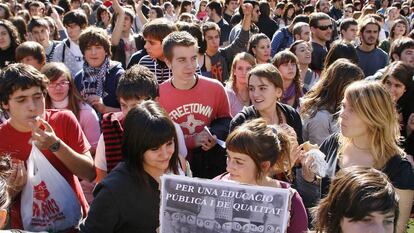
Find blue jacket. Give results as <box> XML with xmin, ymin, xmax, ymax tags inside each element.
<box><xmin>74</xmin><ymin>60</ymin><xmax>124</xmax><ymax>109</ymax></box>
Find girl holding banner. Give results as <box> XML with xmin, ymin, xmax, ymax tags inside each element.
<box><xmin>216</xmin><ymin>118</ymin><xmax>308</xmax><ymax>233</ymax></box>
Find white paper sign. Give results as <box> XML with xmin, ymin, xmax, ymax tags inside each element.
<box><xmin>160</xmin><ymin>175</ymin><xmax>291</xmax><ymax>233</ymax></box>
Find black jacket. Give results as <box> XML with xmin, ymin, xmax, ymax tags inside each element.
<box><xmin>230</xmin><ymin>103</ymin><xmax>303</xmax><ymax>144</ymax></box>
<box><xmin>191</xmin><ymin>117</ymin><xmax>232</xmax><ymax>179</ymax></box>
<box><xmin>79</xmin><ymin>162</ymin><xmax>160</xmax><ymax>233</ymax></box>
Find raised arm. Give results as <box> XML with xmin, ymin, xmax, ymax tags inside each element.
<box><xmin>111</xmin><ymin>0</ymin><xmax>126</xmax><ymax>46</ymax></box>
<box><xmin>222</xmin><ymin>3</ymin><xmax>252</xmax><ymax>60</ymax></box>
<box><xmin>241</xmin><ymin>3</ymin><xmax>253</xmax><ymax>31</ymax></box>
<box><xmin>135</xmin><ymin>0</ymin><xmax>149</xmax><ymax>25</ymax></box>
<box><xmin>50</xmin><ymin>7</ymin><xmax>66</xmax><ymax>33</ymax></box>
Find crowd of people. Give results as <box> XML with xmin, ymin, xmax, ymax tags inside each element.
<box><xmin>0</xmin><ymin>0</ymin><xmax>413</xmax><ymax>231</ymax></box>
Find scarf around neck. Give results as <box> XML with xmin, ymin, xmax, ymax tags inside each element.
<box><xmin>282</xmin><ymin>82</ymin><xmax>296</xmax><ymax>104</ymax></box>
<box><xmin>82</xmin><ymin>57</ymin><xmax>110</xmax><ymax>98</ymax></box>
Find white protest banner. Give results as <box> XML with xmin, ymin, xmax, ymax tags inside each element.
<box><xmin>160</xmin><ymin>174</ymin><xmax>291</xmax><ymax>233</ymax></box>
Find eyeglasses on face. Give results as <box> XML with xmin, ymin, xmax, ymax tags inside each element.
<box><xmin>48</xmin><ymin>81</ymin><xmax>70</xmax><ymax>88</ymax></box>
<box><xmin>316</xmin><ymin>24</ymin><xmax>333</xmax><ymax>30</ymax></box>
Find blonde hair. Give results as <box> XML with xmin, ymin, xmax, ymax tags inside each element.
<box><xmin>339</xmin><ymin>80</ymin><xmax>404</xmax><ymax>168</ymax></box>
<box><xmin>227</xmin><ymin>52</ymin><xmax>256</xmax><ymax>93</ymax></box>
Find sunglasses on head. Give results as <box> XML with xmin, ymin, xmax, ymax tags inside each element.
<box><xmin>316</xmin><ymin>24</ymin><xmax>333</xmax><ymax>30</ymax></box>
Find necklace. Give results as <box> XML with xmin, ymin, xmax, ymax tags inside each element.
<box><xmin>352</xmin><ymin>139</ymin><xmax>370</xmax><ymax>151</ymax></box>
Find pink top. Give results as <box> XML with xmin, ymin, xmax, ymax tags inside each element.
<box><xmin>225</xmin><ymin>86</ymin><xmax>246</xmax><ymax>117</ymax></box>
<box><xmin>196</xmin><ymin>11</ymin><xmax>208</xmax><ymax>21</ymax></box>
<box><xmin>78</xmin><ymin>103</ymin><xmax>101</xmax><ymax>151</ymax></box>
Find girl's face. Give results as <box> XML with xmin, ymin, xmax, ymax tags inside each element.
<box><xmin>184</xmin><ymin>4</ymin><xmax>192</xmax><ymax>12</ymax></box>
<box><xmin>402</xmin><ymin>7</ymin><xmax>409</xmax><ymax>15</ymax></box>
<box><xmin>249</xmin><ymin>75</ymin><xmax>282</xmax><ymax>113</ymax></box>
<box><xmin>339</xmin><ymin>96</ymin><xmax>369</xmax><ymax>139</ymax></box>
<box><xmin>149</xmin><ymin>9</ymin><xmax>158</xmax><ymax>20</ymax></box>
<box><xmin>100</xmin><ymin>11</ymin><xmax>110</xmax><ymax>24</ymax></box>
<box><xmin>233</xmin><ymin>59</ymin><xmax>253</xmax><ymax>86</ymax></box>
<box><xmin>166</xmin><ymin>5</ymin><xmax>174</xmax><ymax>14</ymax></box>
<box><xmin>384</xmin><ymin>76</ymin><xmax>406</xmax><ymax>102</ymax></box>
<box><xmin>200</xmin><ymin>2</ymin><xmax>206</xmax><ymax>11</ymax></box>
<box><xmin>143</xmin><ymin>139</ymin><xmax>175</xmax><ymax>174</ymax></box>
<box><xmin>344</xmin><ymin>7</ymin><xmax>354</xmax><ymax>18</ymax></box>
<box><xmin>0</xmin><ymin>25</ymin><xmax>11</xmax><ymax>50</ymax></box>
<box><xmin>393</xmin><ymin>23</ymin><xmax>406</xmax><ymax>37</ymax></box>
<box><xmin>47</xmin><ymin>75</ymin><xmax>70</xmax><ymax>102</ymax></box>
<box><xmin>340</xmin><ymin>211</ymin><xmax>395</xmax><ymax>233</ymax></box>
<box><xmin>278</xmin><ymin>61</ymin><xmax>297</xmax><ymax>81</ymax></box>
<box><xmin>388</xmin><ymin>8</ymin><xmax>399</xmax><ymax>20</ymax></box>
<box><xmin>226</xmin><ymin>150</ymin><xmax>258</xmax><ymax>184</ymax></box>
<box><xmin>287</xmin><ymin>8</ymin><xmax>294</xmax><ymax>17</ymax></box>
<box><xmin>252</xmin><ymin>38</ymin><xmax>271</xmax><ymax>63</ymax></box>
<box><xmin>294</xmin><ymin>43</ymin><xmax>312</xmax><ymax>65</ymax></box>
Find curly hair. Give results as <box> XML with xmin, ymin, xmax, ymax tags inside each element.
<box><xmin>0</xmin><ymin>19</ymin><xmax>21</xmax><ymax>50</ymax></box>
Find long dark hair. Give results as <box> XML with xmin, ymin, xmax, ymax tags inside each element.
<box><xmin>0</xmin><ymin>19</ymin><xmax>21</xmax><ymax>50</ymax></box>
<box><xmin>323</xmin><ymin>40</ymin><xmax>359</xmax><ymax>70</ymax></box>
<box><xmin>301</xmin><ymin>58</ymin><xmax>364</xmax><ymax>118</ymax></box>
<box><xmin>282</xmin><ymin>3</ymin><xmax>295</xmax><ymax>25</ymax></box>
<box><xmin>122</xmin><ymin>101</ymin><xmax>179</xmax><ymax>185</ymax></box>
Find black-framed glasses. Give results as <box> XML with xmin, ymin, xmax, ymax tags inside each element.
<box><xmin>316</xmin><ymin>24</ymin><xmax>333</xmax><ymax>30</ymax></box>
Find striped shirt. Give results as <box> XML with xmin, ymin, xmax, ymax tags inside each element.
<box><xmin>138</xmin><ymin>55</ymin><xmax>172</xmax><ymax>84</ymax></box>
<box><xmin>138</xmin><ymin>55</ymin><xmax>202</xmax><ymax>84</ymax></box>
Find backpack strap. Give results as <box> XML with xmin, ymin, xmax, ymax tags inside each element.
<box><xmin>61</xmin><ymin>39</ymin><xmax>70</xmax><ymax>62</ymax></box>
<box><xmin>46</xmin><ymin>41</ymin><xmax>58</xmax><ymax>62</ymax></box>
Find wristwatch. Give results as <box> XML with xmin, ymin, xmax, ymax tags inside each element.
<box><xmin>48</xmin><ymin>139</ymin><xmax>61</xmax><ymax>152</ymax></box>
